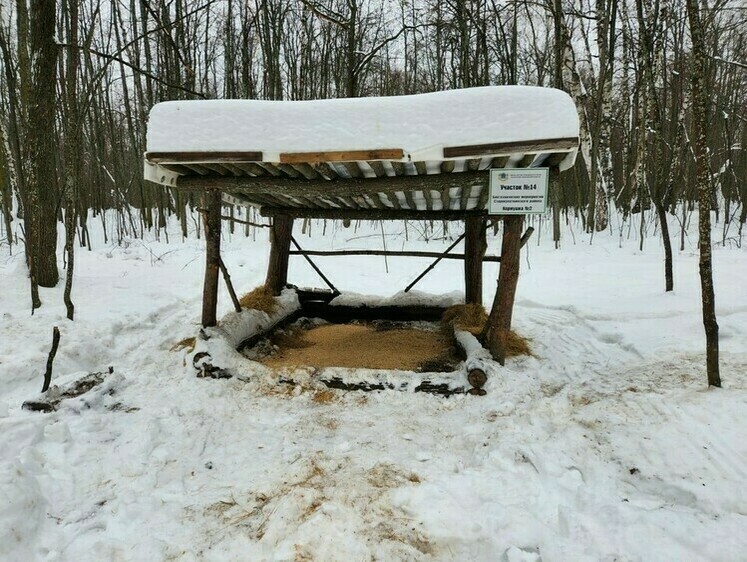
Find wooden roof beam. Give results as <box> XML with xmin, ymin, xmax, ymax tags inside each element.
<box><xmin>178</xmin><ymin>170</ymin><xmax>492</xmax><ymax>198</ymax></box>
<box><xmin>279</xmin><ymin>149</ymin><xmax>404</xmax><ymax>163</ymax></box>
<box><xmin>259</xmin><ymin>207</ymin><xmax>499</xmax><ymax>221</ymax></box>
<box><xmin>146</xmin><ymin>151</ymin><xmax>263</xmax><ymax>163</ymax></box>
<box><xmin>443</xmin><ymin>137</ymin><xmax>578</xmax><ymax>159</ymax></box>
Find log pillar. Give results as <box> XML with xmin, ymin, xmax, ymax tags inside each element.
<box><xmin>201</xmin><ymin>190</ymin><xmax>222</xmax><ymax>327</ymax></box>
<box><xmin>464</xmin><ymin>216</ymin><xmax>487</xmax><ymax>304</ymax></box>
<box><xmin>265</xmin><ymin>214</ymin><xmax>294</xmax><ymax>295</ymax></box>
<box><xmin>485</xmin><ymin>215</ymin><xmax>523</xmax><ymax>365</ymax></box>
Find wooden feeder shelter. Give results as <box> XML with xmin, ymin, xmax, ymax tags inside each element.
<box><xmin>144</xmin><ymin>86</ymin><xmax>579</xmax><ymax>363</ymax></box>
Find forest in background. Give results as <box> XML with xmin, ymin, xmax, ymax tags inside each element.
<box><xmin>0</xmin><ymin>0</ymin><xmax>745</xmax><ymax>301</ymax></box>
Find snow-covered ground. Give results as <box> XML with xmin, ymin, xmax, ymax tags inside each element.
<box><xmin>1</xmin><ymin>211</ymin><xmax>746</xmax><ymax>561</ymax></box>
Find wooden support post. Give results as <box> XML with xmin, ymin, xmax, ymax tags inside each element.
<box><xmin>485</xmin><ymin>215</ymin><xmax>523</xmax><ymax>365</ymax></box>
<box><xmin>464</xmin><ymin>216</ymin><xmax>487</xmax><ymax>304</ymax></box>
<box><xmin>265</xmin><ymin>214</ymin><xmax>293</xmax><ymax>295</ymax></box>
<box><xmin>201</xmin><ymin>190</ymin><xmax>222</xmax><ymax>328</ymax></box>
<box><xmin>218</xmin><ymin>257</ymin><xmax>242</xmax><ymax>313</ymax></box>
<box><xmin>550</xmin><ymin>166</ymin><xmax>561</xmax><ymax>249</ymax></box>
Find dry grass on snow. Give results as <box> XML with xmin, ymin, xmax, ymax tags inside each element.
<box><xmin>239</xmin><ymin>285</ymin><xmax>278</xmax><ymax>314</ymax></box>
<box><xmin>442</xmin><ymin>303</ymin><xmax>532</xmax><ymax>358</ymax></box>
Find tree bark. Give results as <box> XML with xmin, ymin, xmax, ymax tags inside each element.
<box><xmin>686</xmin><ymin>0</ymin><xmax>720</xmax><ymax>387</ymax></box>
<box><xmin>464</xmin><ymin>216</ymin><xmax>487</xmax><ymax>304</ymax></box>
<box><xmin>27</xmin><ymin>0</ymin><xmax>59</xmax><ymax>288</ymax></box>
<box><xmin>484</xmin><ymin>215</ymin><xmax>523</xmax><ymax>365</ymax></box>
<box><xmin>550</xmin><ymin>166</ymin><xmax>561</xmax><ymax>249</ymax></box>
<box><xmin>62</xmin><ymin>0</ymin><xmax>80</xmax><ymax>320</ymax></box>
<box><xmin>655</xmin><ymin>201</ymin><xmax>674</xmax><ymax>292</ymax></box>
<box><xmin>201</xmin><ymin>191</ymin><xmax>222</xmax><ymax>327</ymax></box>
<box><xmin>264</xmin><ymin>214</ymin><xmax>293</xmax><ymax>295</ymax></box>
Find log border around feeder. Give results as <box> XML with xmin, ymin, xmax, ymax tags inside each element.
<box><xmin>231</xmin><ymin>289</ymin><xmax>473</xmax><ymax>397</ymax></box>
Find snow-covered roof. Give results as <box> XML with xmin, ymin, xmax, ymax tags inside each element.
<box><xmin>145</xmin><ymin>86</ymin><xmax>579</xmax><ymax>167</ymax></box>
<box><xmin>143</xmin><ymin>87</ymin><xmax>579</xmax><ymax>216</ymax></box>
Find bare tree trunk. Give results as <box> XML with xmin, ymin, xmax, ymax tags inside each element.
<box><xmin>265</xmin><ymin>214</ymin><xmax>293</xmax><ymax>295</ymax></box>
<box><xmin>464</xmin><ymin>216</ymin><xmax>487</xmax><ymax>304</ymax></box>
<box><xmin>484</xmin><ymin>216</ymin><xmax>523</xmax><ymax>365</ymax></box>
<box><xmin>686</xmin><ymin>0</ymin><xmax>720</xmax><ymax>387</ymax></box>
<box><xmin>201</xmin><ymin>191</ymin><xmax>222</xmax><ymax>328</ymax></box>
<box><xmin>0</xmin><ymin>125</ymin><xmax>14</xmax><ymax>246</ymax></box>
<box><xmin>655</xmin><ymin>201</ymin><xmax>674</xmax><ymax>291</ymax></box>
<box><xmin>27</xmin><ymin>0</ymin><xmax>59</xmax><ymax>289</ymax></box>
<box><xmin>62</xmin><ymin>0</ymin><xmax>80</xmax><ymax>320</ymax></box>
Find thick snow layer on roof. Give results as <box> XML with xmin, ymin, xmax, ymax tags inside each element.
<box><xmin>146</xmin><ymin>86</ymin><xmax>579</xmax><ymax>162</ymax></box>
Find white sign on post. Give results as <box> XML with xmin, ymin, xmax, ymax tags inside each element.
<box><xmin>488</xmin><ymin>168</ymin><xmax>549</xmax><ymax>215</ymax></box>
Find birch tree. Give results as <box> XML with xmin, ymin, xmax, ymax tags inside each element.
<box><xmin>686</xmin><ymin>0</ymin><xmax>720</xmax><ymax>388</ymax></box>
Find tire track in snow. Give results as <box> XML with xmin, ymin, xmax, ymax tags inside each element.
<box><xmin>518</xmin><ymin>306</ymin><xmax>642</xmax><ymax>384</ymax></box>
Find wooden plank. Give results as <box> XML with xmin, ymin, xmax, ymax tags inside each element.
<box><xmin>312</xmin><ymin>162</ymin><xmax>339</xmax><ymax>179</ymax></box>
<box><xmin>422</xmin><ymin>189</ymin><xmax>434</xmax><ymax>211</ymax></box>
<box><xmin>182</xmin><ymin>163</ymin><xmax>212</xmax><ymax>175</ymax></box>
<box><xmin>477</xmin><ymin>184</ymin><xmax>490</xmax><ymax>209</ymax></box>
<box><xmin>289</xmin><ymin>248</ymin><xmax>500</xmax><ymax>261</ymax></box>
<box><xmin>381</xmin><ymin>192</ymin><xmax>401</xmax><ymax>209</ymax></box>
<box><xmin>305</xmin><ymin>196</ymin><xmax>334</xmax><ymax>209</ymax></box>
<box><xmin>233</xmin><ymin>162</ymin><xmax>267</xmax><ymax>177</ymax></box>
<box><xmin>220</xmin><ymin>162</ymin><xmax>249</xmax><ymax>177</ymax></box>
<box><xmin>466</xmin><ymin>158</ymin><xmax>482</xmax><ymax>171</ymax></box>
<box><xmin>518</xmin><ymin>154</ymin><xmax>535</xmax><ymax>168</ymax></box>
<box><xmin>179</xmin><ymin>170</ymin><xmax>491</xmax><ymax>200</ymax></box>
<box><xmin>440</xmin><ymin>160</ymin><xmax>456</xmax><ymax>173</ymax></box>
<box><xmin>403</xmin><ymin>190</ymin><xmax>418</xmax><ymax>211</ymax></box>
<box><xmin>490</xmin><ymin>156</ymin><xmax>510</xmax><ymax>168</ymax></box>
<box><xmin>268</xmin><ymin>193</ymin><xmax>304</xmax><ymax>208</ymax></box>
<box><xmin>460</xmin><ymin>185</ymin><xmax>472</xmax><ymax>210</ymax></box>
<box><xmin>414</xmin><ymin>161</ymin><xmax>428</xmax><ymax>176</ymax></box>
<box><xmin>200</xmin><ymin>163</ymin><xmax>230</xmax><ymax>176</ymax></box>
<box><xmin>342</xmin><ymin>162</ymin><xmax>363</xmax><ymax>179</ymax></box>
<box><xmin>367</xmin><ymin>160</ymin><xmax>387</xmax><ymax>177</ymax></box>
<box><xmin>256</xmin><ymin>162</ymin><xmax>283</xmax><ymax>177</ymax></box>
<box><xmin>365</xmin><ymin>194</ymin><xmax>387</xmax><ymax>210</ymax></box>
<box><xmin>260</xmin><ymin>207</ymin><xmax>497</xmax><ymax>221</ymax></box>
<box><xmin>334</xmin><ymin>196</ymin><xmax>356</xmax><ymax>209</ymax></box>
<box><xmin>276</xmin><ymin>163</ymin><xmax>301</xmax><ymax>178</ymax></box>
<box><xmin>390</xmin><ymin>161</ymin><xmax>406</xmax><ymax>176</ymax></box>
<box><xmin>146</xmin><ymin>151</ymin><xmax>263</xmax><ymax>163</ymax></box>
<box><xmin>258</xmin><ymin>193</ymin><xmax>297</xmax><ymax>208</ymax></box>
<box><xmin>280</xmin><ymin>149</ymin><xmax>404</xmax><ymax>163</ymax></box>
<box><xmin>440</xmin><ymin>187</ymin><xmax>451</xmax><ymax>211</ymax></box>
<box><xmin>542</xmin><ymin>152</ymin><xmax>570</xmax><ymax>167</ymax></box>
<box><xmin>443</xmin><ymin>137</ymin><xmax>578</xmax><ymax>158</ymax></box>
<box><xmin>160</xmin><ymin>163</ymin><xmax>196</xmax><ymax>175</ymax></box>
<box><xmin>290</xmin><ymin>163</ymin><xmax>321</xmax><ymax>179</ymax></box>
<box><xmin>298</xmin><ymin>302</ymin><xmax>446</xmax><ymax>323</ymax></box>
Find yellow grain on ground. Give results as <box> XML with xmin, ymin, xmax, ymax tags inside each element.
<box><xmin>260</xmin><ymin>324</ymin><xmax>455</xmax><ymax>371</ymax></box>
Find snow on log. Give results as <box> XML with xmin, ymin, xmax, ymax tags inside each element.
<box><xmin>329</xmin><ymin>290</ymin><xmax>464</xmax><ymax>309</ymax></box>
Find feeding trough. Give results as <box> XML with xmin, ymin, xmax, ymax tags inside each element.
<box><xmin>194</xmin><ymin>288</ymin><xmax>501</xmax><ymax>396</ymax></box>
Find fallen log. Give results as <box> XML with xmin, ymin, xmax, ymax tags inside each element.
<box><xmin>24</xmin><ymin>368</ymin><xmax>112</xmax><ymax>413</ymax></box>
